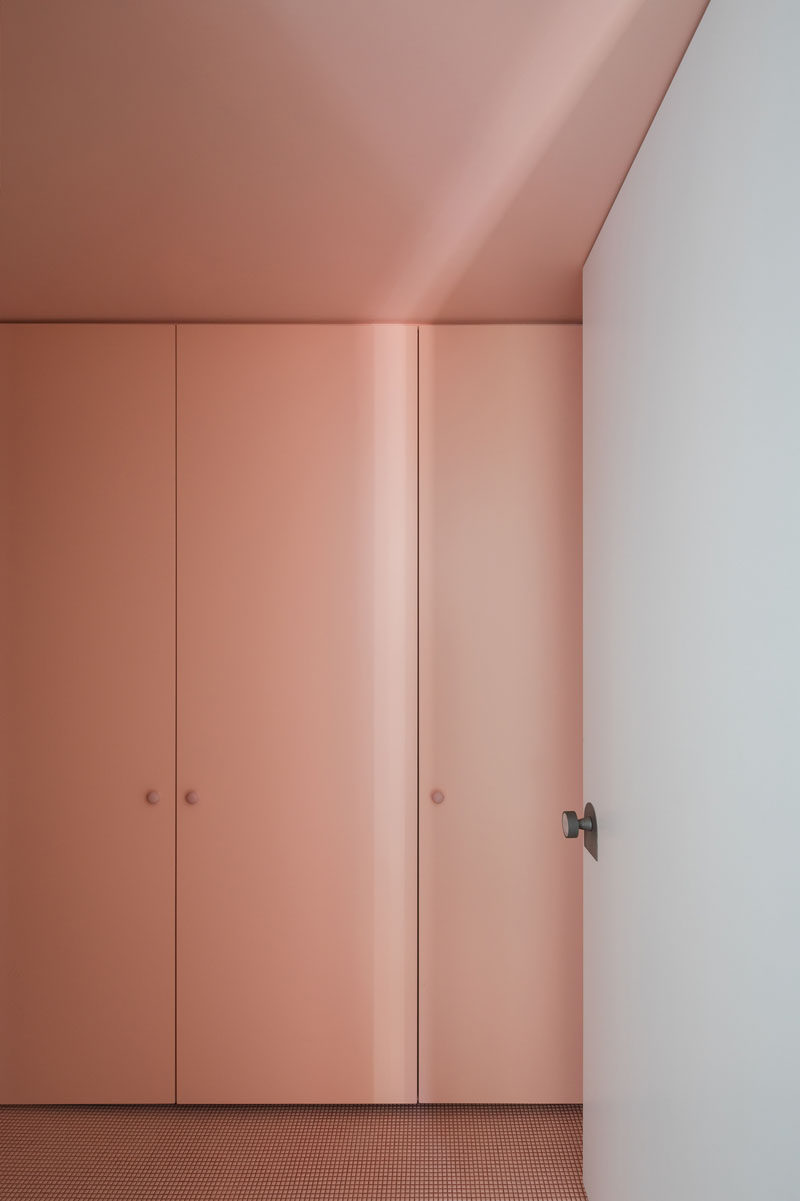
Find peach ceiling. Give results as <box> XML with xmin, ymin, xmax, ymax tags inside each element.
<box><xmin>0</xmin><ymin>0</ymin><xmax>707</xmax><ymax>322</ymax></box>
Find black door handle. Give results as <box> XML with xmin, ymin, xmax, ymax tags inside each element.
<box><xmin>561</xmin><ymin>804</ymin><xmax>598</xmax><ymax>861</ymax></box>
<box><xmin>562</xmin><ymin>810</ymin><xmax>593</xmax><ymax>838</ymax></box>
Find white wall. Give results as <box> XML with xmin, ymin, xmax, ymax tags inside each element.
<box><xmin>582</xmin><ymin>2</ymin><xmax>800</xmax><ymax>1199</ymax></box>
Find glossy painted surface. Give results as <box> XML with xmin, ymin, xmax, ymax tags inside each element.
<box><xmin>0</xmin><ymin>324</ymin><xmax>175</xmax><ymax>1102</ymax></box>
<box><xmin>584</xmin><ymin>2</ymin><xmax>800</xmax><ymax>1196</ymax></box>
<box><xmin>419</xmin><ymin>325</ymin><xmax>582</xmax><ymax>1102</ymax></box>
<box><xmin>176</xmin><ymin>325</ymin><xmax>417</xmax><ymax>1102</ymax></box>
<box><xmin>0</xmin><ymin>0</ymin><xmax>707</xmax><ymax>322</ymax></box>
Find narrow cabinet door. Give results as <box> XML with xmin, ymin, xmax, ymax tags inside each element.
<box><xmin>177</xmin><ymin>325</ymin><xmax>417</xmax><ymax>1103</ymax></box>
<box><xmin>419</xmin><ymin>325</ymin><xmax>583</xmax><ymax>1102</ymax></box>
<box><xmin>0</xmin><ymin>325</ymin><xmax>175</xmax><ymax>1103</ymax></box>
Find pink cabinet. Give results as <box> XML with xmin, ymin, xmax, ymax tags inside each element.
<box><xmin>418</xmin><ymin>325</ymin><xmax>583</xmax><ymax>1102</ymax></box>
<box><xmin>176</xmin><ymin>325</ymin><xmax>417</xmax><ymax>1102</ymax></box>
<box><xmin>0</xmin><ymin>325</ymin><xmax>175</xmax><ymax>1103</ymax></box>
<box><xmin>1</xmin><ymin>321</ymin><xmax>581</xmax><ymax>1105</ymax></box>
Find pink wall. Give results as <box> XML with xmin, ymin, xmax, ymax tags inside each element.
<box><xmin>0</xmin><ymin>1</ymin><xmax>708</xmax><ymax>322</ymax></box>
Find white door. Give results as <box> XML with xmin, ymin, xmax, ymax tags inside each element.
<box><xmin>582</xmin><ymin>1</ymin><xmax>800</xmax><ymax>1196</ymax></box>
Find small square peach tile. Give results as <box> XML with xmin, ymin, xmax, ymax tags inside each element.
<box><xmin>0</xmin><ymin>1103</ymin><xmax>586</xmax><ymax>1200</ymax></box>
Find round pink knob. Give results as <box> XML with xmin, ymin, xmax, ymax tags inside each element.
<box><xmin>185</xmin><ymin>790</ymin><xmax>200</xmax><ymax>805</ymax></box>
<box><xmin>431</xmin><ymin>789</ymin><xmax>445</xmax><ymax>805</ymax></box>
<box><xmin>146</xmin><ymin>791</ymin><xmax>160</xmax><ymax>805</ymax></box>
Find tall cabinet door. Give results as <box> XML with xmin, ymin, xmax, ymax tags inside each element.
<box><xmin>0</xmin><ymin>325</ymin><xmax>175</xmax><ymax>1103</ymax></box>
<box><xmin>419</xmin><ymin>325</ymin><xmax>582</xmax><ymax>1102</ymax></box>
<box><xmin>177</xmin><ymin>325</ymin><xmax>417</xmax><ymax>1103</ymax></box>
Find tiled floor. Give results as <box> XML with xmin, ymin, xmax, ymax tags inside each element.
<box><xmin>0</xmin><ymin>1103</ymin><xmax>586</xmax><ymax>1200</ymax></box>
